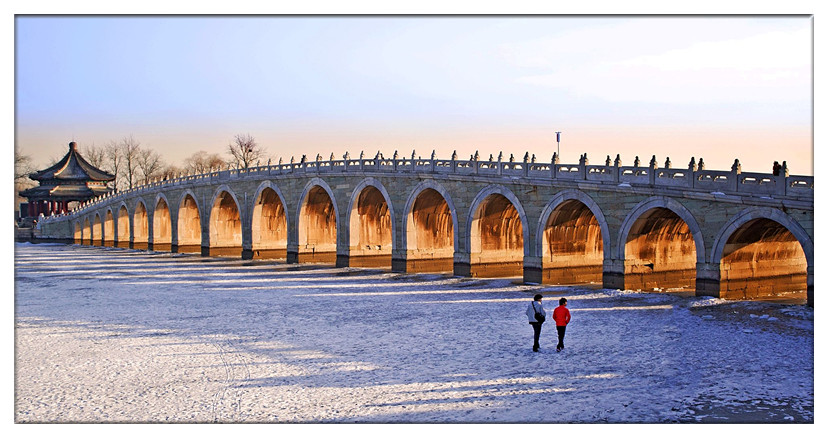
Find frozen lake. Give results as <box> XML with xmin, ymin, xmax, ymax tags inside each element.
<box><xmin>14</xmin><ymin>243</ymin><xmax>813</xmax><ymax>423</ymax></box>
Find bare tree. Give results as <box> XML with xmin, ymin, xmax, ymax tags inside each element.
<box><xmin>184</xmin><ymin>150</ymin><xmax>226</xmax><ymax>174</ymax></box>
<box><xmin>226</xmin><ymin>133</ymin><xmax>266</xmax><ymax>169</ymax></box>
<box><xmin>14</xmin><ymin>151</ymin><xmax>33</xmax><ymax>182</ymax></box>
<box><xmin>159</xmin><ymin>164</ymin><xmax>183</xmax><ymax>181</ymax></box>
<box><xmin>136</xmin><ymin>147</ymin><xmax>165</xmax><ymax>185</ymax></box>
<box><xmin>121</xmin><ymin>135</ymin><xmax>142</xmax><ymax>189</ymax></box>
<box><xmin>80</xmin><ymin>143</ymin><xmax>106</xmax><ymax>169</ymax></box>
<box><xmin>104</xmin><ymin>140</ymin><xmax>123</xmax><ymax>191</ymax></box>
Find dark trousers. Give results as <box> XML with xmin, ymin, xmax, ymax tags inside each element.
<box><xmin>556</xmin><ymin>325</ymin><xmax>567</xmax><ymax>350</ymax></box>
<box><xmin>530</xmin><ymin>322</ymin><xmax>543</xmax><ymax>350</ymax></box>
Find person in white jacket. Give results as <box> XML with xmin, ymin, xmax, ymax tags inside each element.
<box><xmin>526</xmin><ymin>294</ymin><xmax>546</xmax><ymax>352</ymax></box>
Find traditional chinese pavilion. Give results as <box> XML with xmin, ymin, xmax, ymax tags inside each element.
<box><xmin>20</xmin><ymin>141</ymin><xmax>115</xmax><ymax>217</ymax></box>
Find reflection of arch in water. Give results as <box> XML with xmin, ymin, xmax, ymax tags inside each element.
<box><xmin>712</xmin><ymin>207</ymin><xmax>811</xmax><ymax>303</ymax></box>
<box><xmin>617</xmin><ymin>197</ymin><xmax>704</xmax><ymax>291</ymax></box>
<box><xmin>347</xmin><ymin>178</ymin><xmax>394</xmax><ymax>268</ymax></box>
<box><xmin>536</xmin><ymin>190</ymin><xmax>608</xmax><ymax>285</ymax></box>
<box><xmin>467</xmin><ymin>185</ymin><xmax>527</xmax><ymax>278</ymax></box>
<box><xmin>153</xmin><ymin>194</ymin><xmax>172</xmax><ymax>252</ymax></box>
<box><xmin>116</xmin><ymin>204</ymin><xmax>130</xmax><ymax>248</ymax></box>
<box><xmin>133</xmin><ymin>201</ymin><xmax>149</xmax><ymax>250</ymax></box>
<box><xmin>251</xmin><ymin>182</ymin><xmax>288</xmax><ymax>260</ymax></box>
<box><xmin>177</xmin><ymin>191</ymin><xmax>202</xmax><ymax>254</ymax></box>
<box><xmin>402</xmin><ymin>181</ymin><xmax>457</xmax><ymax>273</ymax></box>
<box><xmin>208</xmin><ymin>187</ymin><xmax>243</xmax><ymax>257</ymax></box>
<box><xmin>296</xmin><ymin>179</ymin><xmax>338</xmax><ymax>264</ymax></box>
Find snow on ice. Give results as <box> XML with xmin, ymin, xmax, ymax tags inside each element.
<box><xmin>13</xmin><ymin>243</ymin><xmax>814</xmax><ymax>423</ymax></box>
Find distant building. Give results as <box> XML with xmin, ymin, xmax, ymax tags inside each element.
<box><xmin>19</xmin><ymin>141</ymin><xmax>115</xmax><ymax>218</ymax></box>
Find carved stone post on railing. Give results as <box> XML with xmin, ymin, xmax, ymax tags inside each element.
<box><xmin>579</xmin><ymin>153</ymin><xmax>589</xmax><ymax>180</ymax></box>
<box><xmin>451</xmin><ymin>150</ymin><xmax>458</xmax><ymax>172</ymax></box>
<box><xmin>523</xmin><ymin>152</ymin><xmax>530</xmax><ymax>177</ymax></box>
<box><xmin>613</xmin><ymin>154</ymin><xmax>621</xmax><ymax>183</ymax></box>
<box><xmin>431</xmin><ymin>150</ymin><xmax>436</xmax><ymax>173</ymax></box>
<box><xmin>688</xmin><ymin>157</ymin><xmax>697</xmax><ymax>188</ymax></box>
<box><xmin>551</xmin><ymin>152</ymin><xmax>559</xmax><ymax>179</ymax></box>
<box><xmin>775</xmin><ymin>160</ymin><xmax>788</xmax><ymax>196</ymax></box>
<box><xmin>648</xmin><ymin>155</ymin><xmax>657</xmax><ymax>185</ymax></box>
<box><xmin>730</xmin><ymin>159</ymin><xmax>741</xmax><ymax>192</ymax></box>
<box><xmin>664</xmin><ymin>157</ymin><xmax>671</xmax><ymax>169</ymax></box>
<box><xmin>497</xmin><ymin>151</ymin><xmax>503</xmax><ymax>176</ymax></box>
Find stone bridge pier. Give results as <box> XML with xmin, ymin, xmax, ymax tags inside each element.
<box><xmin>39</xmin><ymin>153</ymin><xmax>814</xmax><ymax>306</ymax></box>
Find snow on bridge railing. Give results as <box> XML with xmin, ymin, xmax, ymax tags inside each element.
<box><xmin>50</xmin><ymin>152</ymin><xmax>813</xmax><ymax>221</ymax></box>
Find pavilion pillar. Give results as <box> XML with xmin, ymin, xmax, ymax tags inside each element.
<box><xmin>28</xmin><ymin>202</ymin><xmax>34</xmax><ymax>217</ymax></box>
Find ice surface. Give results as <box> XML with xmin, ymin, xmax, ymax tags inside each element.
<box><xmin>13</xmin><ymin>243</ymin><xmax>814</xmax><ymax>423</ymax></box>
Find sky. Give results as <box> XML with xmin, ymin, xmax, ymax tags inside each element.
<box><xmin>14</xmin><ymin>15</ymin><xmax>813</xmax><ymax>174</ymax></box>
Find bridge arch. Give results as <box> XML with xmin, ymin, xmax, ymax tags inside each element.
<box><xmin>133</xmin><ymin>200</ymin><xmax>149</xmax><ymax>250</ymax></box>
<box><xmin>82</xmin><ymin>217</ymin><xmax>91</xmax><ymax>245</ymax></box>
<box><xmin>346</xmin><ymin>177</ymin><xmax>395</xmax><ymax>268</ymax></box>
<box><xmin>711</xmin><ymin>206</ymin><xmax>812</xmax><ymax>303</ymax></box>
<box><xmin>92</xmin><ymin>213</ymin><xmax>103</xmax><ymax>246</ymax></box>
<box><xmin>536</xmin><ymin>189</ymin><xmax>610</xmax><ymax>284</ymax></box>
<box><xmin>296</xmin><ymin>178</ymin><xmax>339</xmax><ymax>264</ymax></box>
<box><xmin>207</xmin><ymin>185</ymin><xmax>244</xmax><ymax>257</ymax></box>
<box><xmin>116</xmin><ymin>203</ymin><xmax>130</xmax><ymax>248</ymax></box>
<box><xmin>466</xmin><ymin>185</ymin><xmax>529</xmax><ymax>278</ymax></box>
<box><xmin>251</xmin><ymin>181</ymin><xmax>289</xmax><ymax>259</ymax></box>
<box><xmin>617</xmin><ymin>196</ymin><xmax>705</xmax><ymax>291</ymax></box>
<box><xmin>153</xmin><ymin>193</ymin><xmax>172</xmax><ymax>251</ymax></box>
<box><xmin>174</xmin><ymin>190</ymin><xmax>202</xmax><ymax>253</ymax></box>
<box><xmin>104</xmin><ymin>208</ymin><xmax>115</xmax><ymax>246</ymax></box>
<box><xmin>73</xmin><ymin>221</ymin><xmax>82</xmax><ymax>244</ymax></box>
<box><xmin>402</xmin><ymin>180</ymin><xmax>458</xmax><ymax>273</ymax></box>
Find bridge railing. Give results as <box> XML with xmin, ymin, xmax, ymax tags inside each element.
<box><xmin>43</xmin><ymin>155</ymin><xmax>813</xmax><ymax>222</ymax></box>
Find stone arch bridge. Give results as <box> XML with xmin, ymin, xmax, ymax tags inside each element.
<box><xmin>37</xmin><ymin>153</ymin><xmax>815</xmax><ymax>306</ymax></box>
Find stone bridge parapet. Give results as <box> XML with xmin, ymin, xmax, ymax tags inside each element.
<box><xmin>36</xmin><ymin>152</ymin><xmax>815</xmax><ymax>305</ymax></box>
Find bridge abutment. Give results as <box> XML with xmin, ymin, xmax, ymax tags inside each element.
<box><xmin>695</xmin><ymin>262</ymin><xmax>721</xmax><ymax>298</ymax></box>
<box><xmin>336</xmin><ymin>254</ymin><xmax>349</xmax><ymax>268</ymax></box>
<box><xmin>522</xmin><ymin>256</ymin><xmax>543</xmax><ymax>284</ymax></box>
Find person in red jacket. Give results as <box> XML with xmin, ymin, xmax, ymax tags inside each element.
<box><xmin>552</xmin><ymin>298</ymin><xmax>571</xmax><ymax>352</ymax></box>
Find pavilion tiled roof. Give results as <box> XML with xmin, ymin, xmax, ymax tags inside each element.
<box><xmin>29</xmin><ymin>142</ymin><xmax>115</xmax><ymax>182</ymax></box>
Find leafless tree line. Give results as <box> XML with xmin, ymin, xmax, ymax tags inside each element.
<box><xmin>78</xmin><ymin>133</ymin><xmax>268</xmax><ymax>191</ymax></box>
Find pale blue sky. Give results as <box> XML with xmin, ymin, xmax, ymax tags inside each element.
<box><xmin>15</xmin><ymin>16</ymin><xmax>812</xmax><ymax>173</ymax></box>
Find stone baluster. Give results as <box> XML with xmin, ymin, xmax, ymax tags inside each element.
<box><xmin>431</xmin><ymin>150</ymin><xmax>436</xmax><ymax>172</ymax></box>
<box><xmin>688</xmin><ymin>157</ymin><xmax>697</xmax><ymax>188</ymax></box>
<box><xmin>730</xmin><ymin>159</ymin><xmax>741</xmax><ymax>192</ymax></box>
<box><xmin>648</xmin><ymin>155</ymin><xmax>657</xmax><ymax>185</ymax></box>
<box><xmin>551</xmin><ymin>152</ymin><xmax>559</xmax><ymax>179</ymax></box>
<box><xmin>776</xmin><ymin>160</ymin><xmax>789</xmax><ymax>196</ymax></box>
<box><xmin>580</xmin><ymin>153</ymin><xmax>589</xmax><ymax>180</ymax></box>
<box><xmin>664</xmin><ymin>157</ymin><xmax>671</xmax><ymax>169</ymax></box>
<box><xmin>613</xmin><ymin>154</ymin><xmax>621</xmax><ymax>183</ymax></box>
<box><xmin>497</xmin><ymin>152</ymin><xmax>503</xmax><ymax>176</ymax></box>
<box><xmin>451</xmin><ymin>150</ymin><xmax>458</xmax><ymax>172</ymax></box>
